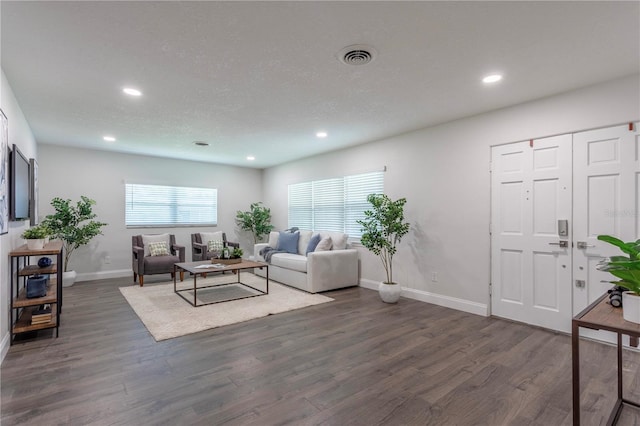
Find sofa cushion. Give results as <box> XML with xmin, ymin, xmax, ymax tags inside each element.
<box><xmin>306</xmin><ymin>233</ymin><xmax>321</xmax><ymax>255</ymax></box>
<box><xmin>297</xmin><ymin>230</ymin><xmax>313</xmax><ymax>255</ymax></box>
<box><xmin>148</xmin><ymin>241</ymin><xmax>169</xmax><ymax>256</ymax></box>
<box><xmin>200</xmin><ymin>231</ymin><xmax>223</xmax><ymax>245</ymax></box>
<box><xmin>320</xmin><ymin>231</ymin><xmax>348</xmax><ymax>250</ymax></box>
<box><xmin>268</xmin><ymin>231</ymin><xmax>279</xmax><ymax>248</ymax></box>
<box><xmin>276</xmin><ymin>231</ymin><xmax>299</xmax><ymax>254</ymax></box>
<box><xmin>142</xmin><ymin>234</ymin><xmax>171</xmax><ymax>257</ymax></box>
<box><xmin>270</xmin><ymin>253</ymin><xmax>307</xmax><ymax>273</ymax></box>
<box><xmin>315</xmin><ymin>236</ymin><xmax>333</xmax><ymax>251</ymax></box>
<box><xmin>207</xmin><ymin>239</ymin><xmax>224</xmax><ymax>252</ymax></box>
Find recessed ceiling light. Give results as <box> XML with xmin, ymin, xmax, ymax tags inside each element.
<box><xmin>316</xmin><ymin>132</ymin><xmax>328</xmax><ymax>138</ymax></box>
<box><xmin>482</xmin><ymin>74</ymin><xmax>503</xmax><ymax>84</ymax></box>
<box><xmin>103</xmin><ymin>136</ymin><xmax>116</xmax><ymax>142</ymax></box>
<box><xmin>194</xmin><ymin>141</ymin><xmax>209</xmax><ymax>147</ymax></box>
<box><xmin>123</xmin><ymin>87</ymin><xmax>142</xmax><ymax>96</ymax></box>
<box><xmin>247</xmin><ymin>156</ymin><xmax>255</xmax><ymax>161</ymax></box>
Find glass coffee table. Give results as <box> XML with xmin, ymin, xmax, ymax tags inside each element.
<box><xmin>173</xmin><ymin>260</ymin><xmax>269</xmax><ymax>307</ymax></box>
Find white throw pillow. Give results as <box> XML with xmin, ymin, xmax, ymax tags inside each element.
<box><xmin>267</xmin><ymin>231</ymin><xmax>279</xmax><ymax>248</ymax></box>
<box><xmin>142</xmin><ymin>234</ymin><xmax>171</xmax><ymax>257</ymax></box>
<box><xmin>320</xmin><ymin>232</ymin><xmax>348</xmax><ymax>250</ymax></box>
<box><xmin>315</xmin><ymin>236</ymin><xmax>333</xmax><ymax>251</ymax></box>
<box><xmin>297</xmin><ymin>230</ymin><xmax>313</xmax><ymax>255</ymax></box>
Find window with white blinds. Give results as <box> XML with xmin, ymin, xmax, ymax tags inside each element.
<box><xmin>125</xmin><ymin>183</ymin><xmax>218</xmax><ymax>227</ymax></box>
<box><xmin>288</xmin><ymin>171</ymin><xmax>384</xmax><ymax>238</ymax></box>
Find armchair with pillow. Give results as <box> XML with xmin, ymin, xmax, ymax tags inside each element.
<box><xmin>191</xmin><ymin>231</ymin><xmax>240</xmax><ymax>261</ymax></box>
<box><xmin>132</xmin><ymin>234</ymin><xmax>185</xmax><ymax>286</ymax></box>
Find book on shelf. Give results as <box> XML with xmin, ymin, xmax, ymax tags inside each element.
<box><xmin>31</xmin><ymin>304</ymin><xmax>52</xmax><ymax>324</ymax></box>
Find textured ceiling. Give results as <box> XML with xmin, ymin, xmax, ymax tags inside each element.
<box><xmin>1</xmin><ymin>1</ymin><xmax>639</xmax><ymax>168</ymax></box>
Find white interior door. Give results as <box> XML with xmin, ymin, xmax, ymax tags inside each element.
<box><xmin>491</xmin><ymin>135</ymin><xmax>573</xmax><ymax>332</ymax></box>
<box><xmin>573</xmin><ymin>123</ymin><xmax>640</xmax><ymax>314</ymax></box>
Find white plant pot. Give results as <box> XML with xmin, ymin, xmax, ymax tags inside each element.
<box><xmin>63</xmin><ymin>270</ymin><xmax>77</xmax><ymax>287</ymax></box>
<box><xmin>379</xmin><ymin>282</ymin><xmax>401</xmax><ymax>303</ymax></box>
<box><xmin>623</xmin><ymin>291</ymin><xmax>640</xmax><ymax>324</ymax></box>
<box><xmin>26</xmin><ymin>239</ymin><xmax>45</xmax><ymax>250</ymax></box>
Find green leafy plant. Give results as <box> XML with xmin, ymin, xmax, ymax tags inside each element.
<box><xmin>21</xmin><ymin>224</ymin><xmax>48</xmax><ymax>240</ymax></box>
<box><xmin>41</xmin><ymin>196</ymin><xmax>107</xmax><ymax>272</ymax></box>
<box><xmin>231</xmin><ymin>247</ymin><xmax>244</xmax><ymax>259</ymax></box>
<box><xmin>357</xmin><ymin>194</ymin><xmax>410</xmax><ymax>284</ymax></box>
<box><xmin>235</xmin><ymin>202</ymin><xmax>274</xmax><ymax>244</ymax></box>
<box><xmin>596</xmin><ymin>235</ymin><xmax>640</xmax><ymax>295</ymax></box>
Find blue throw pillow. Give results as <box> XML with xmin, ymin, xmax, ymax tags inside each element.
<box><xmin>276</xmin><ymin>231</ymin><xmax>300</xmax><ymax>254</ymax></box>
<box><xmin>305</xmin><ymin>233</ymin><xmax>321</xmax><ymax>255</ymax></box>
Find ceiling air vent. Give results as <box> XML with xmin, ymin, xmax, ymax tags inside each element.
<box><xmin>337</xmin><ymin>44</ymin><xmax>377</xmax><ymax>66</ymax></box>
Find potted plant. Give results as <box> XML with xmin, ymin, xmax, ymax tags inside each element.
<box><xmin>235</xmin><ymin>202</ymin><xmax>274</xmax><ymax>244</ymax></box>
<box><xmin>596</xmin><ymin>235</ymin><xmax>640</xmax><ymax>323</ymax></box>
<box><xmin>357</xmin><ymin>194</ymin><xmax>410</xmax><ymax>303</ymax></box>
<box><xmin>214</xmin><ymin>247</ymin><xmax>244</xmax><ymax>264</ymax></box>
<box><xmin>21</xmin><ymin>224</ymin><xmax>49</xmax><ymax>250</ymax></box>
<box><xmin>41</xmin><ymin>196</ymin><xmax>107</xmax><ymax>287</ymax></box>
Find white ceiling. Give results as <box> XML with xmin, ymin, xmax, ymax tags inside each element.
<box><xmin>1</xmin><ymin>1</ymin><xmax>638</xmax><ymax>168</ymax></box>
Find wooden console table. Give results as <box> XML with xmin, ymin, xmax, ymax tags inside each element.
<box><xmin>572</xmin><ymin>293</ymin><xmax>640</xmax><ymax>425</ymax></box>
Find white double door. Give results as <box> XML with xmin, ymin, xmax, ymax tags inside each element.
<box><xmin>491</xmin><ymin>123</ymin><xmax>640</xmax><ymax>332</ymax></box>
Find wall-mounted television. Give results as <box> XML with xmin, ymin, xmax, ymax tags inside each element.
<box><xmin>10</xmin><ymin>144</ymin><xmax>30</xmax><ymax>221</ymax></box>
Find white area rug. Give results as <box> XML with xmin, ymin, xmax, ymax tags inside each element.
<box><xmin>119</xmin><ymin>273</ymin><xmax>333</xmax><ymax>341</ymax></box>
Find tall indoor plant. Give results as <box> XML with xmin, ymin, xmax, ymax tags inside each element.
<box><xmin>41</xmin><ymin>196</ymin><xmax>107</xmax><ymax>286</ymax></box>
<box><xmin>235</xmin><ymin>202</ymin><xmax>274</xmax><ymax>244</ymax></box>
<box><xmin>596</xmin><ymin>235</ymin><xmax>640</xmax><ymax>323</ymax></box>
<box><xmin>357</xmin><ymin>193</ymin><xmax>410</xmax><ymax>303</ymax></box>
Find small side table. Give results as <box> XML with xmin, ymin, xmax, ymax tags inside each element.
<box><xmin>572</xmin><ymin>293</ymin><xmax>640</xmax><ymax>425</ymax></box>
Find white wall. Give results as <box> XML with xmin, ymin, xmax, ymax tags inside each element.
<box><xmin>1</xmin><ymin>70</ymin><xmax>38</xmax><ymax>361</ymax></box>
<box><xmin>37</xmin><ymin>145</ymin><xmax>263</xmax><ymax>279</ymax></box>
<box><xmin>263</xmin><ymin>73</ymin><xmax>640</xmax><ymax>315</ymax></box>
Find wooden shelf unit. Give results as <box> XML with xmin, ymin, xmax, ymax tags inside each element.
<box><xmin>9</xmin><ymin>240</ymin><xmax>63</xmax><ymax>344</ymax></box>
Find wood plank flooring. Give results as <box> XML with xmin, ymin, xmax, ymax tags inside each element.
<box><xmin>2</xmin><ymin>275</ymin><xmax>640</xmax><ymax>425</ymax></box>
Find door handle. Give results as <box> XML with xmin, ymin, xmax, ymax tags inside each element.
<box><xmin>577</xmin><ymin>241</ymin><xmax>595</xmax><ymax>249</ymax></box>
<box><xmin>549</xmin><ymin>241</ymin><xmax>568</xmax><ymax>248</ymax></box>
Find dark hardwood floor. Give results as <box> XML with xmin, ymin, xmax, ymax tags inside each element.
<box><xmin>2</xmin><ymin>275</ymin><xmax>639</xmax><ymax>425</ymax></box>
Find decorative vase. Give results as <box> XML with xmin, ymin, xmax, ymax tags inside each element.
<box><xmin>63</xmin><ymin>270</ymin><xmax>77</xmax><ymax>287</ymax></box>
<box><xmin>379</xmin><ymin>282</ymin><xmax>401</xmax><ymax>303</ymax></box>
<box><xmin>26</xmin><ymin>239</ymin><xmax>45</xmax><ymax>250</ymax></box>
<box><xmin>623</xmin><ymin>291</ymin><xmax>640</xmax><ymax>323</ymax></box>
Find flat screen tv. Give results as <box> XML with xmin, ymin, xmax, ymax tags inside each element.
<box><xmin>10</xmin><ymin>144</ymin><xmax>30</xmax><ymax>221</ymax></box>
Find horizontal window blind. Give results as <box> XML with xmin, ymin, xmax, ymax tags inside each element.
<box><xmin>344</xmin><ymin>172</ymin><xmax>385</xmax><ymax>238</ymax></box>
<box><xmin>288</xmin><ymin>171</ymin><xmax>384</xmax><ymax>238</ymax></box>
<box><xmin>125</xmin><ymin>183</ymin><xmax>217</xmax><ymax>227</ymax></box>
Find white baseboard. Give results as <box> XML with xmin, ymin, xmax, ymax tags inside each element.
<box><xmin>359</xmin><ymin>279</ymin><xmax>488</xmax><ymax>317</ymax></box>
<box><xmin>1</xmin><ymin>331</ymin><xmax>10</xmax><ymax>365</ymax></box>
<box><xmin>76</xmin><ymin>269</ymin><xmax>131</xmax><ymax>282</ymax></box>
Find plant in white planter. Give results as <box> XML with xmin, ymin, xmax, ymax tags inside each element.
<box><xmin>596</xmin><ymin>235</ymin><xmax>640</xmax><ymax>323</ymax></box>
<box><xmin>41</xmin><ymin>196</ymin><xmax>107</xmax><ymax>287</ymax></box>
<box><xmin>21</xmin><ymin>224</ymin><xmax>49</xmax><ymax>250</ymax></box>
<box><xmin>357</xmin><ymin>194</ymin><xmax>410</xmax><ymax>303</ymax></box>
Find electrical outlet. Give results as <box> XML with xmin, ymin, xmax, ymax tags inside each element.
<box><xmin>431</xmin><ymin>272</ymin><xmax>438</xmax><ymax>282</ymax></box>
<box><xmin>105</xmin><ymin>256</ymin><xmax>111</xmax><ymax>264</ymax></box>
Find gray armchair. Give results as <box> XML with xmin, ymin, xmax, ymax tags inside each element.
<box><xmin>191</xmin><ymin>232</ymin><xmax>240</xmax><ymax>261</ymax></box>
<box><xmin>132</xmin><ymin>234</ymin><xmax>185</xmax><ymax>286</ymax></box>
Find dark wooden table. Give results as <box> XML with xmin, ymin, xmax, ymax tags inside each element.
<box><xmin>572</xmin><ymin>293</ymin><xmax>640</xmax><ymax>425</ymax></box>
<box><xmin>173</xmin><ymin>260</ymin><xmax>268</xmax><ymax>307</ymax></box>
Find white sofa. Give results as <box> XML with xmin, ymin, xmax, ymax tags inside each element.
<box><xmin>253</xmin><ymin>230</ymin><xmax>359</xmax><ymax>293</ymax></box>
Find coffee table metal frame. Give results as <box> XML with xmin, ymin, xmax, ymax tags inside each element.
<box><xmin>173</xmin><ymin>260</ymin><xmax>269</xmax><ymax>307</ymax></box>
